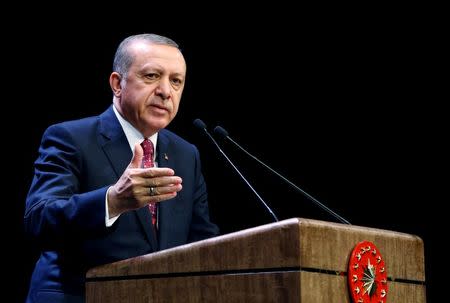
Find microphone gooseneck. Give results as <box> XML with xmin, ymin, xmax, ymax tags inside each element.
<box><xmin>193</xmin><ymin>119</ymin><xmax>279</xmax><ymax>222</ymax></box>
<box><xmin>213</xmin><ymin>125</ymin><xmax>351</xmax><ymax>225</ymax></box>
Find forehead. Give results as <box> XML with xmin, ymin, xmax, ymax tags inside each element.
<box><xmin>128</xmin><ymin>42</ymin><xmax>186</xmax><ymax>74</ymax></box>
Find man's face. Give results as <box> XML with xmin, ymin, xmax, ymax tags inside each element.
<box><xmin>117</xmin><ymin>42</ymin><xmax>186</xmax><ymax>137</ymax></box>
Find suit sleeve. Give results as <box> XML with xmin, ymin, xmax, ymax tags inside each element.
<box><xmin>188</xmin><ymin>145</ymin><xmax>220</xmax><ymax>242</ymax></box>
<box><xmin>24</xmin><ymin>124</ymin><xmax>109</xmax><ymax>248</ymax></box>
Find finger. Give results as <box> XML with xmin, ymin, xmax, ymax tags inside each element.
<box><xmin>147</xmin><ymin>191</ymin><xmax>181</xmax><ymax>204</ymax></box>
<box><xmin>143</xmin><ymin>176</ymin><xmax>183</xmax><ymax>187</ymax></box>
<box><xmin>129</xmin><ymin>143</ymin><xmax>143</xmax><ymax>169</ymax></box>
<box><xmin>141</xmin><ymin>167</ymin><xmax>176</xmax><ymax>178</ymax></box>
<box><xmin>148</xmin><ymin>183</ymin><xmax>182</xmax><ymax>197</ymax></box>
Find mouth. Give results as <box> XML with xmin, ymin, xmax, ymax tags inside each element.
<box><xmin>150</xmin><ymin>104</ymin><xmax>169</xmax><ymax>114</ymax></box>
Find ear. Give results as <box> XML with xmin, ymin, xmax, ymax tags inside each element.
<box><xmin>109</xmin><ymin>72</ymin><xmax>122</xmax><ymax>97</ymax></box>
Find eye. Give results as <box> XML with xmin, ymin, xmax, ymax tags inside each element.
<box><xmin>145</xmin><ymin>73</ymin><xmax>160</xmax><ymax>80</ymax></box>
<box><xmin>171</xmin><ymin>77</ymin><xmax>184</xmax><ymax>87</ymax></box>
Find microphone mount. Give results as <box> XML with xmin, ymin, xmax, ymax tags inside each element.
<box><xmin>193</xmin><ymin>119</ymin><xmax>279</xmax><ymax>222</ymax></box>
<box><xmin>214</xmin><ymin>125</ymin><xmax>351</xmax><ymax>225</ymax></box>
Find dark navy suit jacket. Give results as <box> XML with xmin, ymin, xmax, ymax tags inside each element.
<box><xmin>24</xmin><ymin>106</ymin><xmax>219</xmax><ymax>303</ymax></box>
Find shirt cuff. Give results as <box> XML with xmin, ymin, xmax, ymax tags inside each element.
<box><xmin>105</xmin><ymin>186</ymin><xmax>120</xmax><ymax>227</ymax></box>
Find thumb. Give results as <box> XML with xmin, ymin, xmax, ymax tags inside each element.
<box><xmin>129</xmin><ymin>142</ymin><xmax>143</xmax><ymax>168</ymax></box>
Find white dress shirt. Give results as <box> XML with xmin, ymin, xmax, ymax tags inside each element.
<box><xmin>105</xmin><ymin>105</ymin><xmax>158</xmax><ymax>226</ymax></box>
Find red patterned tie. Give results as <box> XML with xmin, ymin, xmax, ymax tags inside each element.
<box><xmin>141</xmin><ymin>139</ymin><xmax>157</xmax><ymax>226</ymax></box>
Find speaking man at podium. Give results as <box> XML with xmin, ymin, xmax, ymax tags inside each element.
<box><xmin>24</xmin><ymin>33</ymin><xmax>219</xmax><ymax>303</ymax></box>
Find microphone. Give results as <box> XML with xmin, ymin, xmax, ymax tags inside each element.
<box><xmin>193</xmin><ymin>119</ymin><xmax>279</xmax><ymax>222</ymax></box>
<box><xmin>213</xmin><ymin>125</ymin><xmax>351</xmax><ymax>225</ymax></box>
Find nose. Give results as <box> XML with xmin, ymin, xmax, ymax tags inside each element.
<box><xmin>155</xmin><ymin>77</ymin><xmax>171</xmax><ymax>100</ymax></box>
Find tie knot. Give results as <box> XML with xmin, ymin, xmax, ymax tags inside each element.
<box><xmin>140</xmin><ymin>139</ymin><xmax>154</xmax><ymax>168</ymax></box>
<box><xmin>141</xmin><ymin>139</ymin><xmax>154</xmax><ymax>156</ymax></box>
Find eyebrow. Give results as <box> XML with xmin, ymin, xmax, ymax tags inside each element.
<box><xmin>141</xmin><ymin>65</ymin><xmax>185</xmax><ymax>77</ymax></box>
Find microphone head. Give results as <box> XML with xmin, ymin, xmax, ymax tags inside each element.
<box><xmin>193</xmin><ymin>118</ymin><xmax>207</xmax><ymax>130</ymax></box>
<box><xmin>213</xmin><ymin>126</ymin><xmax>229</xmax><ymax>138</ymax></box>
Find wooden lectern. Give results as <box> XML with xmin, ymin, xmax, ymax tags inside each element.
<box><xmin>86</xmin><ymin>218</ymin><xmax>426</xmax><ymax>302</ymax></box>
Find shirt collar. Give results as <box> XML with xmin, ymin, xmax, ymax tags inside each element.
<box><xmin>113</xmin><ymin>104</ymin><xmax>158</xmax><ymax>160</ymax></box>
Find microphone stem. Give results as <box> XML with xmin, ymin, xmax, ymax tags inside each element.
<box><xmin>226</xmin><ymin>136</ymin><xmax>350</xmax><ymax>225</ymax></box>
<box><xmin>203</xmin><ymin>130</ymin><xmax>279</xmax><ymax>222</ymax></box>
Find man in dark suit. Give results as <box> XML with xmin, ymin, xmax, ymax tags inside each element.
<box><xmin>24</xmin><ymin>33</ymin><xmax>219</xmax><ymax>303</ymax></box>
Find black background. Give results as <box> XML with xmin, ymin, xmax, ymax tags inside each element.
<box><xmin>4</xmin><ymin>5</ymin><xmax>442</xmax><ymax>302</ymax></box>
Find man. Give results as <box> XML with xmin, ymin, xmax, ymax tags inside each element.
<box><xmin>24</xmin><ymin>33</ymin><xmax>219</xmax><ymax>303</ymax></box>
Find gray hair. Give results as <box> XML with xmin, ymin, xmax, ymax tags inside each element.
<box><xmin>112</xmin><ymin>34</ymin><xmax>180</xmax><ymax>77</ymax></box>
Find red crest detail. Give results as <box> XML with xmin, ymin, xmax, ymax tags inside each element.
<box><xmin>348</xmin><ymin>241</ymin><xmax>388</xmax><ymax>303</ymax></box>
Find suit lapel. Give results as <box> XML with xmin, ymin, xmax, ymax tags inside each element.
<box><xmin>156</xmin><ymin>130</ymin><xmax>172</xmax><ymax>173</ymax></box>
<box><xmin>156</xmin><ymin>131</ymin><xmax>175</xmax><ymax>246</ymax></box>
<box><xmin>98</xmin><ymin>106</ymin><xmax>131</xmax><ymax>177</ymax></box>
<box><xmin>98</xmin><ymin>106</ymin><xmax>158</xmax><ymax>251</ymax></box>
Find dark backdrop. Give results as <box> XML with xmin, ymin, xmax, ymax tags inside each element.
<box><xmin>5</xmin><ymin>8</ymin><xmax>441</xmax><ymax>302</ymax></box>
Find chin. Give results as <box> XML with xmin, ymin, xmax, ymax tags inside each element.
<box><xmin>148</xmin><ymin>120</ymin><xmax>169</xmax><ymax>131</ymax></box>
